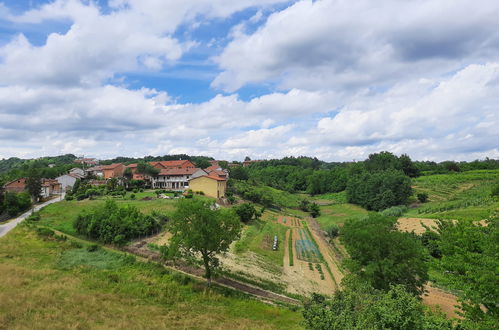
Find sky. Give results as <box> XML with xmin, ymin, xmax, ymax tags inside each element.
<box><xmin>0</xmin><ymin>0</ymin><xmax>498</xmax><ymax>162</ymax></box>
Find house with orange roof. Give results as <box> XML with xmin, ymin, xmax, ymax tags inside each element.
<box><xmin>150</xmin><ymin>160</ymin><xmax>196</xmax><ymax>170</ymax></box>
<box><xmin>188</xmin><ymin>174</ymin><xmax>227</xmax><ymax>199</ymax></box>
<box><xmin>151</xmin><ymin>167</ymin><xmax>206</xmax><ymax>190</ymax></box>
<box><xmin>101</xmin><ymin>163</ymin><xmax>125</xmax><ymax>179</ymax></box>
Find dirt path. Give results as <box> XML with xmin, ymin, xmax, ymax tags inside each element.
<box><xmin>307</xmin><ymin>217</ymin><xmax>344</xmax><ymax>289</ymax></box>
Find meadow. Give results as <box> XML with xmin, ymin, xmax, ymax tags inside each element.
<box><xmin>0</xmin><ymin>224</ymin><xmax>303</xmax><ymax>329</ymax></box>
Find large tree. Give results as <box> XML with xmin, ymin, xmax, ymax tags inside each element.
<box><xmin>168</xmin><ymin>199</ymin><xmax>242</xmax><ymax>285</ymax></box>
<box><xmin>341</xmin><ymin>214</ymin><xmax>429</xmax><ymax>295</ymax></box>
<box><xmin>26</xmin><ymin>170</ymin><xmax>42</xmax><ymax>202</ymax></box>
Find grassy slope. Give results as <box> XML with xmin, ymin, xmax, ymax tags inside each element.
<box><xmin>405</xmin><ymin>169</ymin><xmax>499</xmax><ymax>221</ymax></box>
<box><xmin>0</xmin><ymin>225</ymin><xmax>302</xmax><ymax>329</ymax></box>
<box><xmin>234</xmin><ymin>210</ymin><xmax>288</xmax><ymax>273</ymax></box>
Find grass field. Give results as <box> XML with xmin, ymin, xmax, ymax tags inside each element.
<box><xmin>406</xmin><ymin>170</ymin><xmax>499</xmax><ymax>221</ymax></box>
<box><xmin>0</xmin><ymin>225</ymin><xmax>302</xmax><ymax>329</ymax></box>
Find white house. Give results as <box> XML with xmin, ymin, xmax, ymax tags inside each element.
<box><xmin>56</xmin><ymin>174</ymin><xmax>79</xmax><ymax>192</ymax></box>
<box><xmin>151</xmin><ymin>168</ymin><xmax>207</xmax><ymax>190</ymax></box>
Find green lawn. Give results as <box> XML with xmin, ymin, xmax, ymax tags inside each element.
<box><xmin>315</xmin><ymin>203</ymin><xmax>368</xmax><ymax>230</ymax></box>
<box><xmin>0</xmin><ymin>225</ymin><xmax>303</xmax><ymax>329</ymax></box>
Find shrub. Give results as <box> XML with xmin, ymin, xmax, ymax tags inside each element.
<box><xmin>36</xmin><ymin>227</ymin><xmax>55</xmax><ymax>238</ymax></box>
<box><xmin>87</xmin><ymin>244</ymin><xmax>100</xmax><ymax>252</ymax></box>
<box><xmin>380</xmin><ymin>205</ymin><xmax>408</xmax><ymax>217</ymax></box>
<box><xmin>130</xmin><ymin>194</ymin><xmax>136</xmax><ymax>200</ymax></box>
<box><xmin>65</xmin><ymin>195</ymin><xmax>74</xmax><ymax>201</ymax></box>
<box><xmin>74</xmin><ymin>200</ymin><xmax>162</xmax><ymax>244</ymax></box>
<box><xmin>417</xmin><ymin>193</ymin><xmax>429</xmax><ymax>203</ymax></box>
<box><xmin>309</xmin><ymin>203</ymin><xmax>320</xmax><ymax>218</ymax></box>
<box><xmin>327</xmin><ymin>224</ymin><xmax>340</xmax><ymax>238</ymax></box>
<box><xmin>26</xmin><ymin>212</ymin><xmax>41</xmax><ymax>222</ymax></box>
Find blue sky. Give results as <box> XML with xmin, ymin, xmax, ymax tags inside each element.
<box><xmin>0</xmin><ymin>0</ymin><xmax>498</xmax><ymax>161</ymax></box>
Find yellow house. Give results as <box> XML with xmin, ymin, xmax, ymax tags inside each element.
<box><xmin>188</xmin><ymin>175</ymin><xmax>227</xmax><ymax>199</ymax></box>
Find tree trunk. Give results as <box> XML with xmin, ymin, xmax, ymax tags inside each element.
<box><xmin>202</xmin><ymin>254</ymin><xmax>212</xmax><ymax>286</ymax></box>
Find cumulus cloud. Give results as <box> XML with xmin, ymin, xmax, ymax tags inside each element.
<box><xmin>0</xmin><ymin>0</ymin><xmax>498</xmax><ymax>162</ymax></box>
<box><xmin>213</xmin><ymin>0</ymin><xmax>499</xmax><ymax>92</ymax></box>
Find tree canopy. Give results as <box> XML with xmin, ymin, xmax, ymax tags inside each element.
<box><xmin>341</xmin><ymin>214</ymin><xmax>429</xmax><ymax>295</ymax></box>
<box><xmin>167</xmin><ymin>199</ymin><xmax>242</xmax><ymax>285</ymax></box>
<box><xmin>303</xmin><ymin>280</ymin><xmax>452</xmax><ymax>330</ymax></box>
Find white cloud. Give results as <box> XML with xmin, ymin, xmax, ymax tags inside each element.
<box><xmin>213</xmin><ymin>0</ymin><xmax>499</xmax><ymax>92</ymax></box>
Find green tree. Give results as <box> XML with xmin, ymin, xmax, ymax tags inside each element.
<box><xmin>346</xmin><ymin>170</ymin><xmax>412</xmax><ymax>211</ymax></box>
<box><xmin>229</xmin><ymin>167</ymin><xmax>249</xmax><ymax>180</ymax></box>
<box><xmin>341</xmin><ymin>214</ymin><xmax>429</xmax><ymax>295</ymax></box>
<box><xmin>26</xmin><ymin>171</ymin><xmax>42</xmax><ymax>202</ymax></box>
<box><xmin>194</xmin><ymin>159</ymin><xmax>211</xmax><ymax>169</ymax></box>
<box><xmin>234</xmin><ymin>203</ymin><xmax>260</xmax><ymax>223</ymax></box>
<box><xmin>136</xmin><ymin>162</ymin><xmax>160</xmax><ymax>177</ymax></box>
<box><xmin>168</xmin><ymin>199</ymin><xmax>242</xmax><ymax>285</ymax></box>
<box><xmin>309</xmin><ymin>202</ymin><xmax>320</xmax><ymax>218</ymax></box>
<box><xmin>303</xmin><ymin>280</ymin><xmax>453</xmax><ymax>330</ymax></box>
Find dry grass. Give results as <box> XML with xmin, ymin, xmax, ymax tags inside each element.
<box><xmin>0</xmin><ymin>225</ymin><xmax>303</xmax><ymax>329</ymax></box>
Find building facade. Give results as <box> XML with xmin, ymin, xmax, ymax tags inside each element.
<box><xmin>188</xmin><ymin>175</ymin><xmax>227</xmax><ymax>199</ymax></box>
<box><xmin>151</xmin><ymin>168</ymin><xmax>206</xmax><ymax>190</ymax></box>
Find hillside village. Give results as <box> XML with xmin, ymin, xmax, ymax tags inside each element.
<box><xmin>3</xmin><ymin>158</ymin><xmax>230</xmax><ymax>201</ymax></box>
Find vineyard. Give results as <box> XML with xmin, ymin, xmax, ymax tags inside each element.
<box><xmin>295</xmin><ymin>228</ymin><xmax>323</xmax><ymax>263</ymax></box>
<box><xmin>408</xmin><ymin>170</ymin><xmax>499</xmax><ymax>220</ymax></box>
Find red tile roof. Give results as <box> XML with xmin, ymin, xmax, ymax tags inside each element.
<box><xmin>158</xmin><ymin>168</ymin><xmax>202</xmax><ymax>176</ymax></box>
<box><xmin>150</xmin><ymin>160</ymin><xmax>194</xmax><ymax>169</ymax></box>
<box><xmin>101</xmin><ymin>163</ymin><xmax>123</xmax><ymax>170</ymax></box>
<box><xmin>126</xmin><ymin>163</ymin><xmax>138</xmax><ymax>168</ymax></box>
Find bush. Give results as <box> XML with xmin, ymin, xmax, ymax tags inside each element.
<box><xmin>87</xmin><ymin>244</ymin><xmax>99</xmax><ymax>252</ymax></box>
<box><xmin>36</xmin><ymin>227</ymin><xmax>55</xmax><ymax>238</ymax></box>
<box><xmin>327</xmin><ymin>224</ymin><xmax>340</xmax><ymax>238</ymax></box>
<box><xmin>26</xmin><ymin>212</ymin><xmax>41</xmax><ymax>222</ymax></box>
<box><xmin>73</xmin><ymin>200</ymin><xmax>162</xmax><ymax>244</ymax></box>
<box><xmin>309</xmin><ymin>203</ymin><xmax>320</xmax><ymax>218</ymax></box>
<box><xmin>234</xmin><ymin>203</ymin><xmax>260</xmax><ymax>223</ymax></box>
<box><xmin>417</xmin><ymin>193</ymin><xmax>429</xmax><ymax>203</ymax></box>
<box><xmin>380</xmin><ymin>205</ymin><xmax>408</xmax><ymax>217</ymax></box>
<box><xmin>130</xmin><ymin>194</ymin><xmax>136</xmax><ymax>200</ymax></box>
<box><xmin>65</xmin><ymin>195</ymin><xmax>74</xmax><ymax>201</ymax></box>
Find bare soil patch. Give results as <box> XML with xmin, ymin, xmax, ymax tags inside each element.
<box><xmin>397</xmin><ymin>217</ymin><xmax>439</xmax><ymax>234</ymax></box>
<box><xmin>423</xmin><ymin>284</ymin><xmax>462</xmax><ymax>319</ymax></box>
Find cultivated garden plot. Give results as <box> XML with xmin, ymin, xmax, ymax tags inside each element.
<box><xmin>276</xmin><ymin>216</ymin><xmax>302</xmax><ymax>227</ymax></box>
<box><xmin>295</xmin><ymin>228</ymin><xmax>322</xmax><ymax>263</ymax></box>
